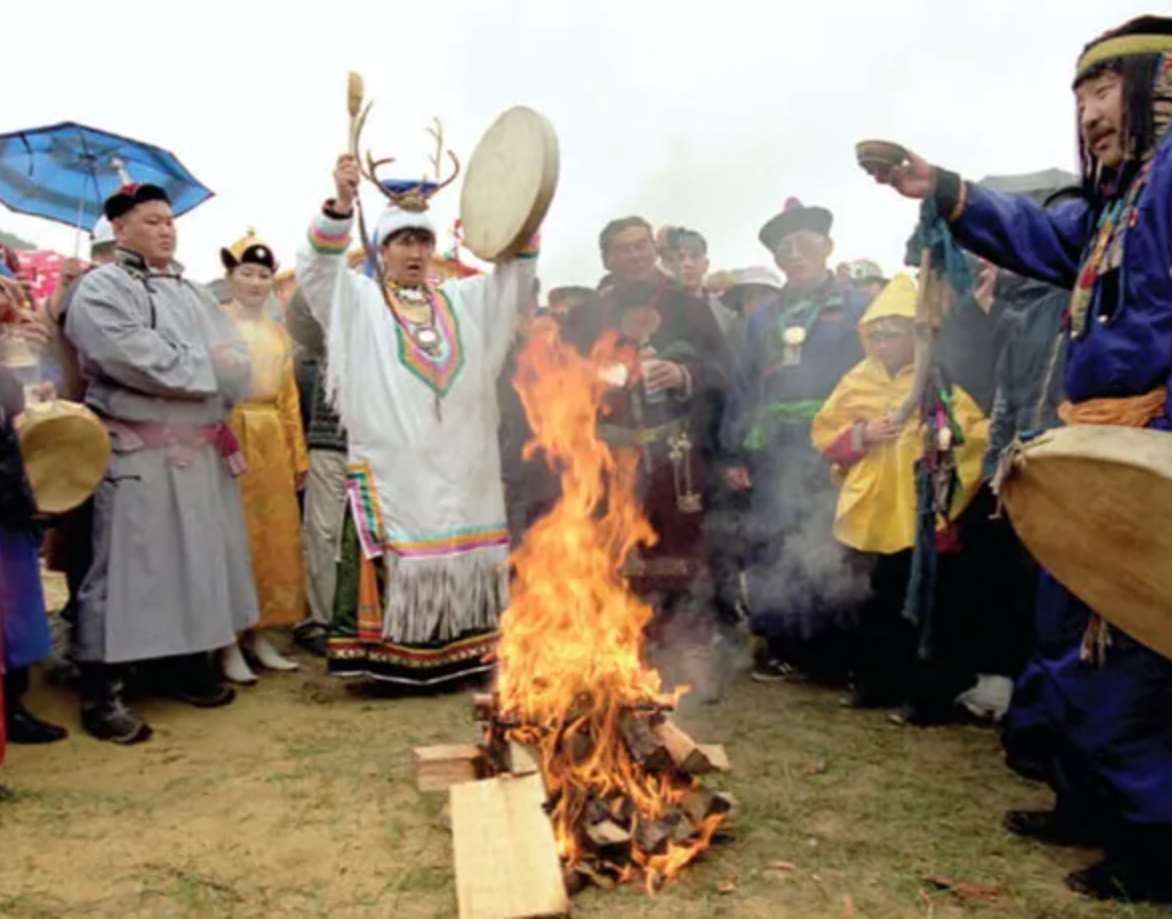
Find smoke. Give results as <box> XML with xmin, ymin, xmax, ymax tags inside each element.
<box><xmin>739</xmin><ymin>448</ymin><xmax>872</xmax><ymax>646</ymax></box>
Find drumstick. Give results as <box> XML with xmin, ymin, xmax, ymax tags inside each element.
<box><xmin>347</xmin><ymin>72</ymin><xmax>364</xmax><ymax>156</ymax></box>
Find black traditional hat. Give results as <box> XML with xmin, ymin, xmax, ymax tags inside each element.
<box><xmin>220</xmin><ymin>230</ymin><xmax>277</xmax><ymax>273</ymax></box>
<box><xmin>758</xmin><ymin>198</ymin><xmax>833</xmax><ymax>253</ymax></box>
<box><xmin>103</xmin><ymin>183</ymin><xmax>170</xmax><ymax>220</ymax></box>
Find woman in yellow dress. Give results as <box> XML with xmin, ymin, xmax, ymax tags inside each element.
<box><xmin>220</xmin><ymin>232</ymin><xmax>308</xmax><ymax>682</ymax></box>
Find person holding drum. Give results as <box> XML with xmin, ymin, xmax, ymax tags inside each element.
<box><xmin>0</xmin><ymin>365</ymin><xmax>68</xmax><ymax>748</ymax></box>
<box><xmin>872</xmin><ymin>14</ymin><xmax>1172</xmax><ymax>902</ymax></box>
<box><xmin>295</xmin><ymin>150</ymin><xmax>538</xmax><ymax>687</ymax></box>
<box><xmin>65</xmin><ymin>183</ymin><xmax>259</xmax><ymax>743</ymax></box>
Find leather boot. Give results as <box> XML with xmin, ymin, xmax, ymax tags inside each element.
<box><xmin>79</xmin><ymin>663</ymin><xmax>152</xmax><ymax>744</ymax></box>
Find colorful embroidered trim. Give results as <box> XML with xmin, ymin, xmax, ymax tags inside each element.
<box><xmin>327</xmin><ymin>631</ymin><xmax>498</xmax><ymax>686</ymax></box>
<box><xmin>514</xmin><ymin>234</ymin><xmax>541</xmax><ymax>260</ymax></box>
<box><xmin>308</xmin><ymin>218</ymin><xmax>351</xmax><ymax>255</ymax></box>
<box><xmin>345</xmin><ymin>461</ymin><xmax>385</xmax><ymax>560</ymax></box>
<box><xmin>394</xmin><ymin>288</ymin><xmax>465</xmax><ymax>396</ymax></box>
<box><xmin>386</xmin><ymin>524</ymin><xmax>509</xmax><ymax>559</ymax></box>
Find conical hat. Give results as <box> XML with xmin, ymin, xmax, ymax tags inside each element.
<box><xmin>1000</xmin><ymin>424</ymin><xmax>1172</xmax><ymax>659</ymax></box>
<box><xmin>14</xmin><ymin>400</ymin><xmax>110</xmax><ymax>514</ymax></box>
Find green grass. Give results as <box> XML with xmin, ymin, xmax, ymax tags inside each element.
<box><xmin>0</xmin><ymin>663</ymin><xmax>1168</xmax><ymax>917</ymax></box>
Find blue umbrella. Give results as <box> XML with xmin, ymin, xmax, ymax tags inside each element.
<box><xmin>0</xmin><ymin>121</ymin><xmax>213</xmax><ymax>233</ymax></box>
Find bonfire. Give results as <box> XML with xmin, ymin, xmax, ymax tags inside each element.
<box><xmin>483</xmin><ymin>319</ymin><xmax>731</xmax><ymax>893</ymax></box>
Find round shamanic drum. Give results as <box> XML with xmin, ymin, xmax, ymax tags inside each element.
<box><xmin>1000</xmin><ymin>424</ymin><xmax>1172</xmax><ymax>659</ymax></box>
<box><xmin>14</xmin><ymin>399</ymin><xmax>111</xmax><ymax>514</ymax></box>
<box><xmin>460</xmin><ymin>106</ymin><xmax>559</xmax><ymax>262</ymax></box>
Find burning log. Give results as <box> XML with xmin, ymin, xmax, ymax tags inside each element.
<box><xmin>653</xmin><ymin>719</ymin><xmax>722</xmax><ymax>775</ymax></box>
<box><xmin>697</xmin><ymin>744</ymin><xmax>731</xmax><ymax>773</ymax></box>
<box><xmin>471</xmin><ymin>692</ymin><xmax>496</xmax><ymax>723</ymax></box>
<box><xmin>414</xmin><ymin>744</ymin><xmax>486</xmax><ymax>792</ymax></box>
<box><xmin>584</xmin><ymin>818</ymin><xmax>632</xmax><ymax>851</ymax></box>
<box><xmin>680</xmin><ymin>788</ymin><xmax>734</xmax><ymax>827</ymax></box>
<box><xmin>634</xmin><ymin>815</ymin><xmax>675</xmax><ymax>855</ymax></box>
<box><xmin>618</xmin><ymin>711</ymin><xmax>673</xmax><ymax>772</ymax></box>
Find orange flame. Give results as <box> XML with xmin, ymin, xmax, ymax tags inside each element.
<box><xmin>495</xmin><ymin>320</ymin><xmax>722</xmax><ymax>890</ymax></box>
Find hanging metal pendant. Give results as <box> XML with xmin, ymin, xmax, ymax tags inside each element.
<box><xmin>781</xmin><ymin>325</ymin><xmax>807</xmax><ymax>368</ymax></box>
<box><xmin>414</xmin><ymin>325</ymin><xmax>441</xmax><ymax>354</ymax></box>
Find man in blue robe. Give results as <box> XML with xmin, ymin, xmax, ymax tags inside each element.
<box><xmin>875</xmin><ymin>14</ymin><xmax>1172</xmax><ymax>902</ymax></box>
<box><xmin>722</xmin><ymin>200</ymin><xmax>870</xmax><ymax>688</ymax></box>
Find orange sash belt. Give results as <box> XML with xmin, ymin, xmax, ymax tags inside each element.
<box><xmin>1057</xmin><ymin>387</ymin><xmax>1165</xmax><ymax>429</ymax></box>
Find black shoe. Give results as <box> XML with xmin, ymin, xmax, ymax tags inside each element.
<box><xmin>1003</xmin><ymin>809</ymin><xmax>1102</xmax><ymax>847</ymax></box>
<box><xmin>751</xmin><ymin>659</ymin><xmax>799</xmax><ymax>683</ymax></box>
<box><xmin>293</xmin><ymin>625</ymin><xmax>329</xmax><ymax>658</ymax></box>
<box><xmin>1065</xmin><ymin>856</ymin><xmax>1172</xmax><ymax>903</ymax></box>
<box><xmin>888</xmin><ymin>702</ymin><xmax>975</xmax><ymax>728</ymax></box>
<box><xmin>5</xmin><ymin>705</ymin><xmax>68</xmax><ymax>744</ymax></box>
<box><xmin>841</xmin><ymin>685</ymin><xmax>901</xmax><ymax>710</ymax></box>
<box><xmin>0</xmin><ymin>784</ymin><xmax>13</xmax><ymax>802</ymax></box>
<box><xmin>81</xmin><ymin>696</ymin><xmax>152</xmax><ymax>745</ymax></box>
<box><xmin>162</xmin><ymin>654</ymin><xmax>237</xmax><ymax>708</ymax></box>
<box><xmin>167</xmin><ymin>681</ymin><xmax>236</xmax><ymax>708</ymax></box>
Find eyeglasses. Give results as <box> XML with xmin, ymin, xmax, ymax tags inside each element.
<box><xmin>774</xmin><ymin>232</ymin><xmax>826</xmax><ymax>260</ymax></box>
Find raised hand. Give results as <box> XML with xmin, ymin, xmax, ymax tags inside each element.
<box><xmin>333</xmin><ymin>154</ymin><xmax>360</xmax><ymax>214</ymax></box>
<box><xmin>871</xmin><ymin>149</ymin><xmax>936</xmax><ymax>200</ymax></box>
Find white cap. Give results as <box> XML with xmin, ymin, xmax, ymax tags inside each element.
<box><xmin>91</xmin><ymin>216</ymin><xmax>115</xmax><ymax>250</ymax></box>
<box><xmin>374</xmin><ymin>204</ymin><xmax>435</xmax><ymax>246</ymax></box>
<box><xmin>729</xmin><ymin>266</ymin><xmax>783</xmax><ymax>291</ymax></box>
<box><xmin>849</xmin><ymin>258</ymin><xmax>885</xmax><ymax>282</ymax></box>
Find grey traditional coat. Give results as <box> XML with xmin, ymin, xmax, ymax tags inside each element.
<box><xmin>65</xmin><ymin>248</ymin><xmax>258</xmax><ymax>663</ymax></box>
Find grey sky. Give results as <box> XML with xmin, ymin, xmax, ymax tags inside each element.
<box><xmin>2</xmin><ymin>0</ymin><xmax>1152</xmax><ymax>288</ymax></box>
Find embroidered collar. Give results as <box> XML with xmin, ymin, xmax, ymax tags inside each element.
<box><xmin>115</xmin><ymin>247</ymin><xmax>186</xmax><ymax>280</ymax></box>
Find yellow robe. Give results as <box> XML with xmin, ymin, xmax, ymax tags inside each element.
<box><xmin>810</xmin><ymin>276</ymin><xmax>988</xmax><ymax>555</ymax></box>
<box><xmin>226</xmin><ymin>304</ymin><xmax>309</xmax><ymax>627</ymax></box>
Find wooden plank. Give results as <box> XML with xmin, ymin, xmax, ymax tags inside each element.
<box><xmin>508</xmin><ymin>740</ymin><xmax>540</xmax><ymax>777</ymax></box>
<box><xmin>696</xmin><ymin>744</ymin><xmax>731</xmax><ymax>773</ymax></box>
<box><xmin>414</xmin><ymin>744</ymin><xmax>484</xmax><ymax>792</ymax></box>
<box><xmin>451</xmin><ymin>774</ymin><xmax>569</xmax><ymax>919</ymax></box>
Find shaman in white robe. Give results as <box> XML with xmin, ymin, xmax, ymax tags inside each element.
<box><xmin>296</xmin><ymin>208</ymin><xmax>536</xmax><ymax>650</ymax></box>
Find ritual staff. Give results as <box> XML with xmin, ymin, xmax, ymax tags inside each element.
<box><xmin>810</xmin><ymin>275</ymin><xmax>987</xmax><ymax>709</ymax></box>
<box><xmin>66</xmin><ymin>184</ymin><xmax>257</xmax><ymax>742</ymax></box>
<box><xmin>876</xmin><ymin>14</ymin><xmax>1172</xmax><ymax>901</ymax></box>
<box><xmin>295</xmin><ymin>154</ymin><xmax>537</xmax><ymax>686</ymax></box>
<box><xmin>723</xmin><ymin>199</ymin><xmax>869</xmax><ymax>685</ymax></box>
<box><xmin>220</xmin><ymin>233</ymin><xmax>308</xmax><ymax>683</ymax></box>
<box><xmin>566</xmin><ymin>216</ymin><xmax>729</xmax><ymax>687</ymax></box>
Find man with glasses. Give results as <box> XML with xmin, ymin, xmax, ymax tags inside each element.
<box><xmin>723</xmin><ymin>198</ymin><xmax>870</xmax><ymax>687</ymax></box>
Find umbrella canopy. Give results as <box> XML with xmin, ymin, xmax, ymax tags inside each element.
<box><xmin>0</xmin><ymin>121</ymin><xmax>213</xmax><ymax>231</ymax></box>
<box><xmin>977</xmin><ymin>168</ymin><xmax>1080</xmax><ymax>203</ymax></box>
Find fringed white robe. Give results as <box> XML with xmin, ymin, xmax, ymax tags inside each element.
<box><xmin>296</xmin><ymin>209</ymin><xmax>535</xmax><ymax>671</ymax></box>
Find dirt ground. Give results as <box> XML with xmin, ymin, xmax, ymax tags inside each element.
<box><xmin>1</xmin><ymin>577</ymin><xmax>1166</xmax><ymax>918</ymax></box>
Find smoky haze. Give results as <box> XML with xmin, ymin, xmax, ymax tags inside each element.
<box><xmin>1</xmin><ymin>1</ymin><xmax>1149</xmax><ymax>285</ymax></box>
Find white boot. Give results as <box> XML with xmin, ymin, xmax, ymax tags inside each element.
<box><xmin>221</xmin><ymin>642</ymin><xmax>258</xmax><ymax>685</ymax></box>
<box><xmin>249</xmin><ymin>631</ymin><xmax>300</xmax><ymax>672</ymax></box>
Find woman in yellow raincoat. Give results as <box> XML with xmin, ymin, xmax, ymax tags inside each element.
<box><xmin>220</xmin><ymin>233</ymin><xmax>309</xmax><ymax>683</ymax></box>
<box><xmin>811</xmin><ymin>274</ymin><xmax>987</xmax><ymax>709</ymax></box>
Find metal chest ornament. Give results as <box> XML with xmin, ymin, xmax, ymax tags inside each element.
<box><xmin>781</xmin><ymin>325</ymin><xmax>807</xmax><ymax>366</ymax></box>
<box><xmin>667</xmin><ymin>427</ymin><xmax>703</xmax><ymax>514</ymax></box>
